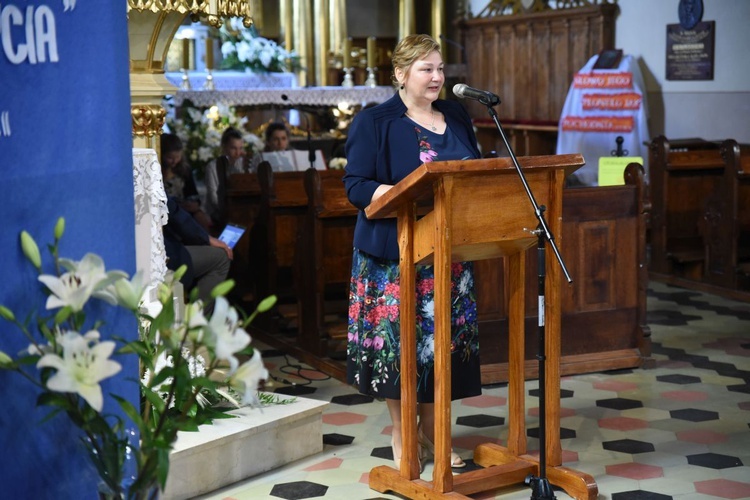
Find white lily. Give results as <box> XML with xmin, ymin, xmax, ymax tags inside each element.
<box><xmin>228</xmin><ymin>349</ymin><xmax>268</xmax><ymax>406</ymax></box>
<box><xmin>39</xmin><ymin>253</ymin><xmax>126</xmax><ymax>311</ymax></box>
<box><xmin>205</xmin><ymin>297</ymin><xmax>250</xmax><ymax>374</ymax></box>
<box><xmin>37</xmin><ymin>330</ymin><xmax>122</xmax><ymax>412</ymax></box>
<box><xmin>111</xmin><ymin>271</ymin><xmax>146</xmax><ymax>311</ymax></box>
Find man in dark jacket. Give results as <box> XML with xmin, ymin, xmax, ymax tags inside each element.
<box><xmin>163</xmin><ymin>197</ymin><xmax>232</xmax><ymax>311</ymax></box>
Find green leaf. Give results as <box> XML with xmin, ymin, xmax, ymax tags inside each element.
<box><xmin>20</xmin><ymin>231</ymin><xmax>42</xmax><ymax>269</ymax></box>
<box><xmin>53</xmin><ymin>306</ymin><xmax>73</xmax><ymax>325</ymax></box>
<box><xmin>142</xmin><ymin>386</ymin><xmax>167</xmax><ymax>415</ymax></box>
<box><xmin>113</xmin><ymin>395</ymin><xmax>146</xmax><ymax>432</ymax></box>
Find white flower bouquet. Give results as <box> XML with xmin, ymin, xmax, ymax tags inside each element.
<box><xmin>0</xmin><ymin>218</ymin><xmax>275</xmax><ymax>499</ymax></box>
<box><xmin>166</xmin><ymin>102</ymin><xmax>264</xmax><ymax>180</ymax></box>
<box><xmin>219</xmin><ymin>18</ymin><xmax>301</xmax><ymax>73</ymax></box>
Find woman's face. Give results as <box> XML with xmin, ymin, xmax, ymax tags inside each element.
<box><xmin>399</xmin><ymin>50</ymin><xmax>444</xmax><ymax>103</ymax></box>
<box><xmin>223</xmin><ymin>137</ymin><xmax>244</xmax><ymax>162</ymax></box>
<box><xmin>268</xmin><ymin>129</ymin><xmax>289</xmax><ymax>151</ymax></box>
<box><xmin>162</xmin><ymin>150</ymin><xmax>183</xmax><ymax>171</ymax></box>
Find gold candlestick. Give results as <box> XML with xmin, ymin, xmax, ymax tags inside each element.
<box><xmin>205</xmin><ymin>38</ymin><xmax>214</xmax><ymax>70</ymax></box>
<box><xmin>342</xmin><ymin>37</ymin><xmax>351</xmax><ymax>70</ymax></box>
<box><xmin>182</xmin><ymin>38</ymin><xmax>190</xmax><ymax>70</ymax></box>
<box><xmin>367</xmin><ymin>36</ymin><xmax>376</xmax><ymax>69</ymax></box>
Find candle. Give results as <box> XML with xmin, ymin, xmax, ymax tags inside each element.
<box><xmin>367</xmin><ymin>36</ymin><xmax>376</xmax><ymax>69</ymax></box>
<box><xmin>205</xmin><ymin>38</ymin><xmax>213</xmax><ymax>70</ymax></box>
<box><xmin>182</xmin><ymin>38</ymin><xmax>190</xmax><ymax>70</ymax></box>
<box><xmin>343</xmin><ymin>37</ymin><xmax>351</xmax><ymax>69</ymax></box>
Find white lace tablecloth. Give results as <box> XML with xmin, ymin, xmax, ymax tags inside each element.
<box><xmin>132</xmin><ymin>148</ymin><xmax>168</xmax><ymax>286</ymax></box>
<box><xmin>165</xmin><ymin>71</ymin><xmax>297</xmax><ymax>91</ymax></box>
<box><xmin>170</xmin><ymin>86</ymin><xmax>395</xmax><ymax>108</ymax></box>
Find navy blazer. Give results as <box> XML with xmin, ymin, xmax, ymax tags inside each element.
<box><xmin>343</xmin><ymin>92</ymin><xmax>481</xmax><ymax>260</ymax></box>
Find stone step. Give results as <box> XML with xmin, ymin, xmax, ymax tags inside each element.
<box><xmin>163</xmin><ymin>393</ymin><xmax>328</xmax><ymax>499</ymax></box>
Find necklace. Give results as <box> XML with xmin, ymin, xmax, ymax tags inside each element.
<box><xmin>407</xmin><ymin>108</ymin><xmax>437</xmax><ymax>131</ymax></box>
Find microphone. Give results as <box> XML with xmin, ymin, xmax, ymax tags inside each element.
<box><xmin>452</xmin><ymin>83</ymin><xmax>501</xmax><ymax>107</ymax></box>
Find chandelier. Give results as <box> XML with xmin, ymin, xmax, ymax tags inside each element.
<box><xmin>127</xmin><ymin>0</ymin><xmax>254</xmax><ymax>28</ymax></box>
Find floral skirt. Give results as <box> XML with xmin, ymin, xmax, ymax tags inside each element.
<box><xmin>346</xmin><ymin>249</ymin><xmax>481</xmax><ymax>402</ymax></box>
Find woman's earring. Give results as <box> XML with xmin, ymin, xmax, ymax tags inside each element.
<box><xmin>400</xmin><ymin>83</ymin><xmax>404</xmax><ymax>90</ymax></box>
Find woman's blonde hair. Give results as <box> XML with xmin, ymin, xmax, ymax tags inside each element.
<box><xmin>391</xmin><ymin>34</ymin><xmax>441</xmax><ymax>89</ymax></box>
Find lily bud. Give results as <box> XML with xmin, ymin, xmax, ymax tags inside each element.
<box><xmin>0</xmin><ymin>305</ymin><xmax>15</xmax><ymax>322</ymax></box>
<box><xmin>20</xmin><ymin>231</ymin><xmax>42</xmax><ymax>270</ymax></box>
<box><xmin>54</xmin><ymin>217</ymin><xmax>66</xmax><ymax>241</ymax></box>
<box><xmin>256</xmin><ymin>295</ymin><xmax>277</xmax><ymax>313</ymax></box>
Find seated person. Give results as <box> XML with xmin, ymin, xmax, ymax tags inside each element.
<box><xmin>163</xmin><ymin>196</ymin><xmax>233</xmax><ymax>313</ymax></box>
<box><xmin>160</xmin><ymin>133</ymin><xmax>213</xmax><ymax>232</ymax></box>
<box><xmin>204</xmin><ymin>127</ymin><xmax>246</xmax><ymax>229</ymax></box>
<box><xmin>248</xmin><ymin>121</ymin><xmax>291</xmax><ymax>171</ymax></box>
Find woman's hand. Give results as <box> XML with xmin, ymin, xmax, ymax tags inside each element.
<box><xmin>371</xmin><ymin>184</ymin><xmax>393</xmax><ymax>204</ymax></box>
<box><xmin>209</xmin><ymin>236</ymin><xmax>234</xmax><ymax>260</ymax></box>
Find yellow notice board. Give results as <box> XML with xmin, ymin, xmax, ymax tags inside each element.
<box><xmin>598</xmin><ymin>157</ymin><xmax>643</xmax><ymax>186</ymax></box>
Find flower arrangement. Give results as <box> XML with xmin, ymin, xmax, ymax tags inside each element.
<box><xmin>0</xmin><ymin>218</ymin><xmax>275</xmax><ymax>499</ymax></box>
<box><xmin>328</xmin><ymin>157</ymin><xmax>347</xmax><ymax>170</ymax></box>
<box><xmin>166</xmin><ymin>101</ymin><xmax>264</xmax><ymax>180</ymax></box>
<box><xmin>219</xmin><ymin>18</ymin><xmax>301</xmax><ymax>73</ymax></box>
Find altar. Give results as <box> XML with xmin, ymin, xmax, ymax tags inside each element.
<box><xmin>168</xmin><ymin>85</ymin><xmax>395</xmax><ymax>108</ymax></box>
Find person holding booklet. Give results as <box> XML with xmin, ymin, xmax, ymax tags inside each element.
<box><xmin>249</xmin><ymin>122</ymin><xmax>291</xmax><ymax>171</ymax></box>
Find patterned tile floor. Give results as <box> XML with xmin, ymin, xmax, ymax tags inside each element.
<box><xmin>199</xmin><ymin>281</ymin><xmax>750</xmax><ymax>500</ymax></box>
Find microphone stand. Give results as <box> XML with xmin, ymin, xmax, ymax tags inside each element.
<box><xmin>482</xmin><ymin>101</ymin><xmax>572</xmax><ymax>500</ymax></box>
<box><xmin>306</xmin><ymin>117</ymin><xmax>315</xmax><ymax>170</ymax></box>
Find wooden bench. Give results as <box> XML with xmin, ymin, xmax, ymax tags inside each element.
<box><xmin>477</xmin><ymin>162</ymin><xmax>652</xmax><ymax>383</ymax></box>
<box><xmin>700</xmin><ymin>139</ymin><xmax>750</xmax><ymax>291</ymax></box>
<box><xmin>226</xmin><ymin>172</ymin><xmax>262</xmax><ymax>304</ymax></box>
<box><xmin>248</xmin><ymin>162</ymin><xmax>308</xmax><ymax>331</ymax></box>
<box><xmin>296</xmin><ymin>168</ymin><xmax>358</xmax><ymax>357</ymax></box>
<box><xmin>648</xmin><ymin>136</ymin><xmax>724</xmax><ymax>282</ymax></box>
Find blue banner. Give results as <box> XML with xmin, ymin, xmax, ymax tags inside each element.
<box><xmin>0</xmin><ymin>2</ymin><xmax>136</xmax><ymax>498</ymax></box>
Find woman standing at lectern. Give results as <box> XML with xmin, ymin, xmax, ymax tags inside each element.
<box><xmin>342</xmin><ymin>34</ymin><xmax>482</xmax><ymax>471</ymax></box>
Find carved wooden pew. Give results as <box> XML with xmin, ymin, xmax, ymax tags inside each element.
<box><xmin>226</xmin><ymin>172</ymin><xmax>262</xmax><ymax>304</ymax></box>
<box><xmin>246</xmin><ymin>162</ymin><xmax>309</xmax><ymax>331</ymax></box>
<box><xmin>296</xmin><ymin>169</ymin><xmax>357</xmax><ymax>357</ymax></box>
<box><xmin>477</xmin><ymin>162</ymin><xmax>652</xmax><ymax>383</ymax></box>
<box><xmin>648</xmin><ymin>136</ymin><xmax>724</xmax><ymax>282</ymax></box>
<box><xmin>700</xmin><ymin>140</ymin><xmax>750</xmax><ymax>291</ymax></box>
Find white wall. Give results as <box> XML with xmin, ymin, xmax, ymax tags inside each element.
<box><xmin>616</xmin><ymin>0</ymin><xmax>750</xmax><ymax>142</ymax></box>
<box><xmin>469</xmin><ymin>0</ymin><xmax>750</xmax><ymax>142</ymax></box>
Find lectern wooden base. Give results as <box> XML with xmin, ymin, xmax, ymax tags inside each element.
<box><xmin>370</xmin><ymin>444</ymin><xmax>597</xmax><ymax>499</ymax></box>
<box><xmin>364</xmin><ymin>155</ymin><xmax>598</xmax><ymax>500</ymax></box>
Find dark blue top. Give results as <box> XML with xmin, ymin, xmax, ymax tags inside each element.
<box><xmin>343</xmin><ymin>92</ymin><xmax>481</xmax><ymax>259</ymax></box>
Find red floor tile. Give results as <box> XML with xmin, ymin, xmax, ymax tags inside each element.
<box><xmin>660</xmin><ymin>390</ymin><xmax>709</xmax><ymax>402</ymax></box>
<box><xmin>695</xmin><ymin>478</ymin><xmax>750</xmax><ymax>499</ymax></box>
<box><xmin>322</xmin><ymin>411</ymin><xmax>367</xmax><ymax>425</ymax></box>
<box><xmin>461</xmin><ymin>394</ymin><xmax>507</xmax><ymax>408</ymax></box>
<box><xmin>598</xmin><ymin>416</ymin><xmax>649</xmax><ymax>431</ymax></box>
<box><xmin>303</xmin><ymin>457</ymin><xmax>343</xmax><ymax>471</ymax></box>
<box><xmin>592</xmin><ymin>380</ymin><xmax>640</xmax><ymax>392</ymax></box>
<box><xmin>675</xmin><ymin>429</ymin><xmax>728</xmax><ymax>444</ymax></box>
<box><xmin>605</xmin><ymin>462</ymin><xmax>664</xmax><ymax>480</ymax></box>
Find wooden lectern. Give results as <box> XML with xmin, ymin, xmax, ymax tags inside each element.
<box><xmin>364</xmin><ymin>154</ymin><xmax>598</xmax><ymax>499</ymax></box>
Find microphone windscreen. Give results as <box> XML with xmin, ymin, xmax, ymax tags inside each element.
<box><xmin>453</xmin><ymin>83</ymin><xmax>467</xmax><ymax>98</ymax></box>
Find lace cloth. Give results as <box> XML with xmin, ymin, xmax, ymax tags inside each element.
<box><xmin>169</xmin><ymin>86</ymin><xmax>395</xmax><ymax>108</ymax></box>
<box><xmin>132</xmin><ymin>148</ymin><xmax>168</xmax><ymax>286</ymax></box>
<box><xmin>165</xmin><ymin>71</ymin><xmax>297</xmax><ymax>91</ymax></box>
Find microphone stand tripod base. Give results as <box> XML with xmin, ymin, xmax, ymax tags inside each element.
<box><xmin>179</xmin><ymin>68</ymin><xmax>191</xmax><ymax>90</ymax></box>
<box><xmin>526</xmin><ymin>474</ymin><xmax>557</xmax><ymax>500</ymax></box>
<box><xmin>341</xmin><ymin>67</ymin><xmax>354</xmax><ymax>88</ymax></box>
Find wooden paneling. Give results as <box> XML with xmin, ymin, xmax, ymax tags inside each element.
<box><xmin>458</xmin><ymin>5</ymin><xmax>617</xmax><ymax>123</ymax></box>
<box><xmin>477</xmin><ymin>163</ymin><xmax>650</xmax><ymax>384</ymax></box>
